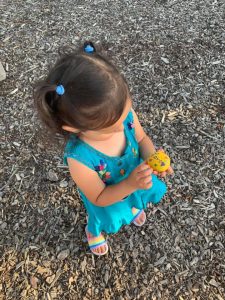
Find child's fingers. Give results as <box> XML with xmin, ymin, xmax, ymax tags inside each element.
<box><xmin>139</xmin><ymin>178</ymin><xmax>153</xmax><ymax>189</ymax></box>
<box><xmin>136</xmin><ymin>162</ymin><xmax>151</xmax><ymax>173</ymax></box>
<box><xmin>153</xmin><ymin>167</ymin><xmax>173</xmax><ymax>177</ymax></box>
<box><xmin>167</xmin><ymin>166</ymin><xmax>174</xmax><ymax>175</ymax></box>
<box><xmin>160</xmin><ymin>171</ymin><xmax>167</xmax><ymax>177</ymax></box>
<box><xmin>138</xmin><ymin>174</ymin><xmax>152</xmax><ymax>184</ymax></box>
<box><xmin>145</xmin><ymin>181</ymin><xmax>153</xmax><ymax>189</ymax></box>
<box><xmin>143</xmin><ymin>176</ymin><xmax>152</xmax><ymax>184</ymax></box>
<box><xmin>138</xmin><ymin>168</ymin><xmax>152</xmax><ymax>178</ymax></box>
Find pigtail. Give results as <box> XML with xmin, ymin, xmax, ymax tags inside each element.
<box><xmin>83</xmin><ymin>41</ymin><xmax>96</xmax><ymax>54</ymax></box>
<box><xmin>34</xmin><ymin>83</ymin><xmax>62</xmax><ymax>133</ymax></box>
<box><xmin>58</xmin><ymin>41</ymin><xmax>98</xmax><ymax>59</ymax></box>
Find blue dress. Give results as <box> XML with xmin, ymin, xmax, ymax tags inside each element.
<box><xmin>64</xmin><ymin>110</ymin><xmax>167</xmax><ymax>236</ymax></box>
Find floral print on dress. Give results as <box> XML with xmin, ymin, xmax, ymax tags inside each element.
<box><xmin>127</xmin><ymin>121</ymin><xmax>134</xmax><ymax>130</ymax></box>
<box><xmin>95</xmin><ymin>159</ymin><xmax>111</xmax><ymax>182</ymax></box>
<box><xmin>132</xmin><ymin>148</ymin><xmax>138</xmax><ymax>157</ymax></box>
<box><xmin>120</xmin><ymin>169</ymin><xmax>126</xmax><ymax>176</ymax></box>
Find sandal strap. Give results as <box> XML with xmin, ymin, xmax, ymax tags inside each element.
<box><xmin>131</xmin><ymin>207</ymin><xmax>143</xmax><ymax>222</ymax></box>
<box><xmin>88</xmin><ymin>237</ymin><xmax>106</xmax><ymax>250</ymax></box>
<box><xmin>86</xmin><ymin>227</ymin><xmax>107</xmax><ymax>250</ymax></box>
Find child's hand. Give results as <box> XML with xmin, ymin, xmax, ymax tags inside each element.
<box><xmin>126</xmin><ymin>162</ymin><xmax>153</xmax><ymax>190</ymax></box>
<box><xmin>152</xmin><ymin>166</ymin><xmax>174</xmax><ymax>178</ymax></box>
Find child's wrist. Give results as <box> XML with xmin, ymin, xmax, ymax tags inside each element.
<box><xmin>124</xmin><ymin>177</ymin><xmax>137</xmax><ymax>193</ymax></box>
<box><xmin>150</xmin><ymin>149</ymin><xmax>157</xmax><ymax>156</ymax></box>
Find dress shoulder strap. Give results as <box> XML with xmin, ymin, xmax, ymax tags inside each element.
<box><xmin>63</xmin><ymin>135</ymin><xmax>95</xmax><ymax>170</ymax></box>
<box><xmin>123</xmin><ymin>110</ymin><xmax>137</xmax><ymax>142</ymax></box>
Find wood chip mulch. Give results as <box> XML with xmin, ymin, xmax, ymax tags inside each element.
<box><xmin>1</xmin><ymin>0</ymin><xmax>225</xmax><ymax>299</ymax></box>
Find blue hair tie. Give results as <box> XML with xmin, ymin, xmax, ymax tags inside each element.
<box><xmin>84</xmin><ymin>44</ymin><xmax>95</xmax><ymax>54</ymax></box>
<box><xmin>56</xmin><ymin>85</ymin><xmax>65</xmax><ymax>95</ymax></box>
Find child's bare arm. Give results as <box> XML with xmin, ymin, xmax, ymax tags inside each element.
<box><xmin>131</xmin><ymin>108</ymin><xmax>156</xmax><ymax>160</ymax></box>
<box><xmin>132</xmin><ymin>109</ymin><xmax>174</xmax><ymax>177</ymax></box>
<box><xmin>67</xmin><ymin>158</ymin><xmax>152</xmax><ymax>207</ymax></box>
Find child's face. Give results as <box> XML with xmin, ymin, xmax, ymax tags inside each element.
<box><xmin>81</xmin><ymin>98</ymin><xmax>132</xmax><ymax>141</ymax></box>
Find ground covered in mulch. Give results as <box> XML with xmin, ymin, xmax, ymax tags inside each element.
<box><xmin>1</xmin><ymin>0</ymin><xmax>225</xmax><ymax>299</ymax></box>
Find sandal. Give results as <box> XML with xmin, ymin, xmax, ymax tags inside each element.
<box><xmin>85</xmin><ymin>226</ymin><xmax>108</xmax><ymax>256</ymax></box>
<box><xmin>132</xmin><ymin>207</ymin><xmax>146</xmax><ymax>227</ymax></box>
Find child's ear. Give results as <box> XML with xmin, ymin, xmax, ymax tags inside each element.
<box><xmin>62</xmin><ymin>125</ymin><xmax>80</xmax><ymax>133</ymax></box>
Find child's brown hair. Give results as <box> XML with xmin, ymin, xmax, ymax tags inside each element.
<box><xmin>34</xmin><ymin>42</ymin><xmax>129</xmax><ymax>135</ymax></box>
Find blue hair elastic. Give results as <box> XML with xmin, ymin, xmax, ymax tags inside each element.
<box><xmin>56</xmin><ymin>85</ymin><xmax>65</xmax><ymax>96</ymax></box>
<box><xmin>84</xmin><ymin>44</ymin><xmax>95</xmax><ymax>54</ymax></box>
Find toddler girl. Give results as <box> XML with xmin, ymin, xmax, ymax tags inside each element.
<box><xmin>34</xmin><ymin>42</ymin><xmax>173</xmax><ymax>256</ymax></box>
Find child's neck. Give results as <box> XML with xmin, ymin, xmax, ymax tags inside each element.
<box><xmin>79</xmin><ymin>131</ymin><xmax>126</xmax><ymax>157</ymax></box>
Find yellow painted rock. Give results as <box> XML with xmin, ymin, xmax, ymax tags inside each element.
<box><xmin>147</xmin><ymin>150</ymin><xmax>170</xmax><ymax>172</ymax></box>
